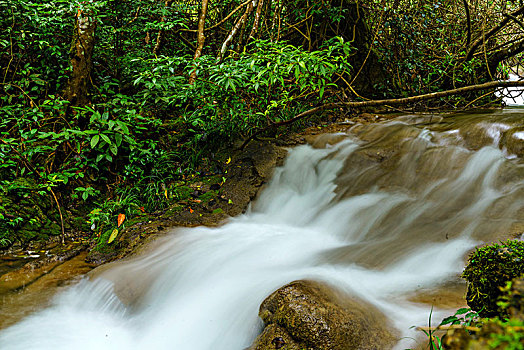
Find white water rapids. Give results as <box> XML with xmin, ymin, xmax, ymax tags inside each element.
<box><xmin>1</xmin><ymin>114</ymin><xmax>524</xmax><ymax>349</ymax></box>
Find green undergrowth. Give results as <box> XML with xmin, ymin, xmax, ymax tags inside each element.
<box><xmin>89</xmin><ymin>173</ymin><xmax>225</xmax><ymax>253</ymax></box>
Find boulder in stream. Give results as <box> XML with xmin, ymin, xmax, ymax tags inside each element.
<box><xmin>248</xmin><ymin>280</ymin><xmax>398</xmax><ymax>350</ymax></box>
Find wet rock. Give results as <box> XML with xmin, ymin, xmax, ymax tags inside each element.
<box><xmin>249</xmin><ymin>324</ymin><xmax>307</xmax><ymax>350</ymax></box>
<box><xmin>459</xmin><ymin>121</ymin><xmax>508</xmax><ymax>150</ymax></box>
<box><xmin>220</xmin><ymin>140</ymin><xmax>287</xmax><ymax>217</ymax></box>
<box><xmin>501</xmin><ymin>127</ymin><xmax>524</xmax><ymax>157</ymax></box>
<box><xmin>248</xmin><ymin>280</ymin><xmax>398</xmax><ymax>350</ymax></box>
<box><xmin>462</xmin><ymin>240</ymin><xmax>524</xmax><ymax>318</ymax></box>
<box><xmin>304</xmin><ymin>133</ymin><xmax>349</xmax><ymax>149</ymax></box>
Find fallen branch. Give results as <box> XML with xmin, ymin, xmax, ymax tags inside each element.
<box><xmin>241</xmin><ymin>80</ymin><xmax>524</xmax><ymax>149</ymax></box>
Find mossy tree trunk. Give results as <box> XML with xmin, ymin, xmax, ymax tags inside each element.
<box><xmin>63</xmin><ymin>10</ymin><xmax>96</xmax><ymax>108</ymax></box>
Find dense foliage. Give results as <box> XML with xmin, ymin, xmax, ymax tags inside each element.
<box><xmin>1</xmin><ymin>0</ymin><xmax>523</xmax><ymax>248</ymax></box>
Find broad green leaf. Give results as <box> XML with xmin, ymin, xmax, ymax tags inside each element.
<box><xmin>100</xmin><ymin>133</ymin><xmax>111</xmax><ymax>144</ymax></box>
<box><xmin>114</xmin><ymin>133</ymin><xmax>122</xmax><ymax>146</ymax></box>
<box><xmin>109</xmin><ymin>143</ymin><xmax>118</xmax><ymax>155</ymax></box>
<box><xmin>116</xmin><ymin>121</ymin><xmax>129</xmax><ymax>134</ymax></box>
<box><xmin>90</xmin><ymin>134</ymin><xmax>99</xmax><ymax>148</ymax></box>
<box><xmin>455</xmin><ymin>308</ymin><xmax>470</xmax><ymax>315</ymax></box>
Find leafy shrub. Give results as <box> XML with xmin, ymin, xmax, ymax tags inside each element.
<box><xmin>133</xmin><ymin>38</ymin><xmax>354</xmax><ymax>153</ymax></box>
<box><xmin>462</xmin><ymin>240</ymin><xmax>524</xmax><ymax>317</ymax></box>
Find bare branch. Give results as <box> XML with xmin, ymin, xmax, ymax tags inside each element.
<box><xmin>249</xmin><ymin>0</ymin><xmax>264</xmax><ymax>39</ymax></box>
<box><xmin>241</xmin><ymin>80</ymin><xmax>524</xmax><ymax>149</ymax></box>
<box><xmin>465</xmin><ymin>6</ymin><xmax>524</xmax><ymax>61</ymax></box>
<box><xmin>153</xmin><ymin>0</ymin><xmax>173</xmax><ymax>56</ymax></box>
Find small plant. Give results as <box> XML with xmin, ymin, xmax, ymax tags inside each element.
<box><xmin>73</xmin><ymin>186</ymin><xmax>100</xmax><ymax>201</ymax></box>
<box><xmin>88</xmin><ymin>189</ymin><xmax>142</xmax><ymax>248</ymax></box>
<box><xmin>412</xmin><ymin>307</ymin><xmax>444</xmax><ymax>350</ymax></box>
<box><xmin>439</xmin><ymin>307</ymin><xmax>480</xmax><ymax>328</ymax></box>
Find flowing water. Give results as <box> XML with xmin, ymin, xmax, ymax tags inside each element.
<box><xmin>1</xmin><ymin>110</ymin><xmax>524</xmax><ymax>349</ymax></box>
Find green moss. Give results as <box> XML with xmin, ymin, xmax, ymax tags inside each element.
<box><xmin>198</xmin><ymin>190</ymin><xmax>218</xmax><ymax>202</ymax></box>
<box><xmin>172</xmin><ymin>185</ymin><xmax>192</xmax><ymax>201</ymax></box>
<box><xmin>462</xmin><ymin>240</ymin><xmax>524</xmax><ymax>318</ymax></box>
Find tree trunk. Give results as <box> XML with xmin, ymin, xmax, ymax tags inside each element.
<box><xmin>248</xmin><ymin>0</ymin><xmax>264</xmax><ymax>39</ymax></box>
<box><xmin>153</xmin><ymin>0</ymin><xmax>174</xmax><ymax>56</ymax></box>
<box><xmin>63</xmin><ymin>10</ymin><xmax>96</xmax><ymax>107</ymax></box>
<box><xmin>217</xmin><ymin>0</ymin><xmax>257</xmax><ymax>62</ymax></box>
<box><xmin>189</xmin><ymin>0</ymin><xmax>209</xmax><ymax>84</ymax></box>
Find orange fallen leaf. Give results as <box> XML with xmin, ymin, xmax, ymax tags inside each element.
<box><xmin>189</xmin><ymin>208</ymin><xmax>194</xmax><ymax>213</ymax></box>
<box><xmin>117</xmin><ymin>213</ymin><xmax>126</xmax><ymax>227</ymax></box>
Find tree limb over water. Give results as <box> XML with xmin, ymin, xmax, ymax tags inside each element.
<box><xmin>241</xmin><ymin>80</ymin><xmax>524</xmax><ymax>149</ymax></box>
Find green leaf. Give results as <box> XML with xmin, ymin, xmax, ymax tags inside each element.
<box><xmin>109</xmin><ymin>143</ymin><xmax>118</xmax><ymax>156</ymax></box>
<box><xmin>100</xmin><ymin>134</ymin><xmax>111</xmax><ymax>144</ymax></box>
<box><xmin>455</xmin><ymin>308</ymin><xmax>470</xmax><ymax>315</ymax></box>
<box><xmin>114</xmin><ymin>133</ymin><xmax>122</xmax><ymax>146</ymax></box>
<box><xmin>116</xmin><ymin>121</ymin><xmax>129</xmax><ymax>134</ymax></box>
<box><xmin>90</xmin><ymin>134</ymin><xmax>100</xmax><ymax>148</ymax></box>
<box><xmin>440</xmin><ymin>316</ymin><xmax>458</xmax><ymax>325</ymax></box>
<box><xmin>108</xmin><ymin>229</ymin><xmax>118</xmax><ymax>243</ymax></box>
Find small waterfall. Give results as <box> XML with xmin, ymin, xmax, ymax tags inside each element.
<box><xmin>1</xmin><ymin>114</ymin><xmax>523</xmax><ymax>349</ymax></box>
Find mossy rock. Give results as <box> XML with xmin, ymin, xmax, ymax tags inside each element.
<box><xmin>462</xmin><ymin>240</ymin><xmax>524</xmax><ymax>318</ymax></box>
<box><xmin>0</xmin><ymin>178</ymin><xmax>64</xmax><ymax>248</ymax></box>
<box><xmin>249</xmin><ymin>280</ymin><xmax>398</xmax><ymax>350</ymax></box>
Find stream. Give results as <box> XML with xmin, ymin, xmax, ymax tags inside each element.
<box><xmin>1</xmin><ymin>110</ymin><xmax>524</xmax><ymax>349</ymax></box>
